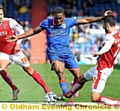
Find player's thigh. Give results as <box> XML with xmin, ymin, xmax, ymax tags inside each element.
<box><xmin>48</xmin><ymin>54</ymin><xmax>65</xmax><ymax>72</ymax></box>
<box><xmin>92</xmin><ymin>70</ymin><xmax>110</xmax><ymax>93</ymax></box>
<box><xmin>10</xmin><ymin>50</ymin><xmax>30</xmax><ymax>67</ymax></box>
<box><xmin>65</xmin><ymin>57</ymin><xmax>80</xmax><ymax>78</ymax></box>
<box><xmin>52</xmin><ymin>60</ymin><xmax>65</xmax><ymax>72</ymax></box>
<box><xmin>69</xmin><ymin>68</ymin><xmax>81</xmax><ymax>78</ymax></box>
<box><xmin>52</xmin><ymin>60</ymin><xmax>66</xmax><ymax>80</ymax></box>
<box><xmin>0</xmin><ymin>52</ymin><xmax>11</xmax><ymax>69</ymax></box>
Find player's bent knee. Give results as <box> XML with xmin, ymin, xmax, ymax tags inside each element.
<box><xmin>78</xmin><ymin>75</ymin><xmax>86</xmax><ymax>83</ymax></box>
<box><xmin>91</xmin><ymin>97</ymin><xmax>98</xmax><ymax>102</ymax></box>
<box><xmin>91</xmin><ymin>92</ymin><xmax>100</xmax><ymax>102</ymax></box>
<box><xmin>24</xmin><ymin>66</ymin><xmax>34</xmax><ymax>75</ymax></box>
<box><xmin>0</xmin><ymin>68</ymin><xmax>5</xmax><ymax>74</ymax></box>
<box><xmin>91</xmin><ymin>96</ymin><xmax>98</xmax><ymax>102</ymax></box>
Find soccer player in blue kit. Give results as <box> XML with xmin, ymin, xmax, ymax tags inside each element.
<box><xmin>8</xmin><ymin>7</ymin><xmax>107</xmax><ymax>103</ymax></box>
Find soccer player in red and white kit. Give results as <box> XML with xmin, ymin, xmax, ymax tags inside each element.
<box><xmin>55</xmin><ymin>15</ymin><xmax>120</xmax><ymax>106</ymax></box>
<box><xmin>0</xmin><ymin>6</ymin><xmax>54</xmax><ymax>101</ymax></box>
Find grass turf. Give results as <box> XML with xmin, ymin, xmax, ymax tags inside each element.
<box><xmin>0</xmin><ymin>64</ymin><xmax>120</xmax><ymax>103</ymax></box>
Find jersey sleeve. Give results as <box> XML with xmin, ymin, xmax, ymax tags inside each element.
<box><xmin>10</xmin><ymin>18</ymin><xmax>25</xmax><ymax>35</ymax></box>
<box><xmin>68</xmin><ymin>18</ymin><xmax>77</xmax><ymax>27</ymax></box>
<box><xmin>99</xmin><ymin>34</ymin><xmax>115</xmax><ymax>54</ymax></box>
<box><xmin>10</xmin><ymin>18</ymin><xmax>25</xmax><ymax>44</ymax></box>
<box><xmin>39</xmin><ymin>19</ymin><xmax>47</xmax><ymax>30</ymax></box>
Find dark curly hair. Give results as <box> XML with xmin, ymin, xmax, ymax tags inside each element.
<box><xmin>103</xmin><ymin>15</ymin><xmax>116</xmax><ymax>26</ymax></box>
<box><xmin>53</xmin><ymin>7</ymin><xmax>65</xmax><ymax>15</ymax></box>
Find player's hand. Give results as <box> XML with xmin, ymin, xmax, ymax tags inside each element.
<box><xmin>91</xmin><ymin>52</ymin><xmax>100</xmax><ymax>57</ymax></box>
<box><xmin>14</xmin><ymin>43</ymin><xmax>21</xmax><ymax>54</ymax></box>
<box><xmin>6</xmin><ymin>35</ymin><xmax>18</xmax><ymax>42</ymax></box>
<box><xmin>104</xmin><ymin>10</ymin><xmax>113</xmax><ymax>16</ymax></box>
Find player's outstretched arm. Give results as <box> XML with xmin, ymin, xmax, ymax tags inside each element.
<box><xmin>76</xmin><ymin>10</ymin><xmax>113</xmax><ymax>25</ymax></box>
<box><xmin>76</xmin><ymin>16</ymin><xmax>103</xmax><ymax>25</ymax></box>
<box><xmin>7</xmin><ymin>26</ymin><xmax>42</xmax><ymax>42</ymax></box>
<box><xmin>92</xmin><ymin>35</ymin><xmax>114</xmax><ymax>57</ymax></box>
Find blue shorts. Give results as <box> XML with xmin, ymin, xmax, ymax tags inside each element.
<box><xmin>48</xmin><ymin>53</ymin><xmax>79</xmax><ymax>69</ymax></box>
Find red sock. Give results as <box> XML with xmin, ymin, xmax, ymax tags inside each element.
<box><xmin>64</xmin><ymin>80</ymin><xmax>85</xmax><ymax>98</ymax></box>
<box><xmin>31</xmin><ymin>70</ymin><xmax>51</xmax><ymax>93</ymax></box>
<box><xmin>98</xmin><ymin>96</ymin><xmax>120</xmax><ymax>106</ymax></box>
<box><xmin>1</xmin><ymin>72</ymin><xmax>17</xmax><ymax>90</ymax></box>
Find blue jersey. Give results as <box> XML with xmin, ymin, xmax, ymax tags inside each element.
<box><xmin>39</xmin><ymin>17</ymin><xmax>77</xmax><ymax>54</ymax></box>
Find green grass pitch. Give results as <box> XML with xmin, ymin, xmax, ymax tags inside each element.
<box><xmin>0</xmin><ymin>64</ymin><xmax>120</xmax><ymax>103</ymax></box>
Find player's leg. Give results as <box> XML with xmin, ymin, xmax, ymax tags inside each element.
<box><xmin>54</xmin><ymin>74</ymin><xmax>87</xmax><ymax>102</ymax></box>
<box><xmin>11</xmin><ymin>50</ymin><xmax>51</xmax><ymax>93</ymax></box>
<box><xmin>69</xmin><ymin>69</ymin><xmax>83</xmax><ymax>98</ymax></box>
<box><xmin>22</xmin><ymin>66</ymin><xmax>51</xmax><ymax>93</ymax></box>
<box><xmin>0</xmin><ymin>52</ymin><xmax>19</xmax><ymax>100</ymax></box>
<box><xmin>97</xmin><ymin>96</ymin><xmax>120</xmax><ymax>106</ymax></box>
<box><xmin>52</xmin><ymin>60</ymin><xmax>73</xmax><ymax>104</ymax></box>
<box><xmin>65</xmin><ymin>55</ymin><xmax>83</xmax><ymax>98</ymax></box>
<box><xmin>52</xmin><ymin>60</ymin><xmax>69</xmax><ymax>94</ymax></box>
<box><xmin>55</xmin><ymin>66</ymin><xmax>95</xmax><ymax>101</ymax></box>
<box><xmin>63</xmin><ymin>74</ymin><xmax>86</xmax><ymax>98</ymax></box>
<box><xmin>48</xmin><ymin>53</ymin><xmax>70</xmax><ymax>95</ymax></box>
<box><xmin>91</xmin><ymin>69</ymin><xmax>120</xmax><ymax>106</ymax></box>
<box><xmin>73</xmin><ymin>66</ymin><xmax>98</xmax><ymax>97</ymax></box>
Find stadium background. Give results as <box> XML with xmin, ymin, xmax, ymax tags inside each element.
<box><xmin>1</xmin><ymin>0</ymin><xmax>120</xmax><ymax>64</ymax></box>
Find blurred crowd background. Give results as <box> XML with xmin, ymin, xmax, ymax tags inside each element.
<box><xmin>1</xmin><ymin>0</ymin><xmax>120</xmax><ymax>64</ymax></box>
<box><xmin>47</xmin><ymin>0</ymin><xmax>120</xmax><ymax>63</ymax></box>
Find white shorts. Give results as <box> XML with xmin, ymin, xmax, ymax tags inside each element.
<box><xmin>0</xmin><ymin>51</ymin><xmax>30</xmax><ymax>67</ymax></box>
<box><xmin>84</xmin><ymin>66</ymin><xmax>113</xmax><ymax>93</ymax></box>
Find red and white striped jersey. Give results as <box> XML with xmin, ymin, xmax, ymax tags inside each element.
<box><xmin>97</xmin><ymin>31</ymin><xmax>120</xmax><ymax>70</ymax></box>
<box><xmin>0</xmin><ymin>18</ymin><xmax>24</xmax><ymax>54</ymax></box>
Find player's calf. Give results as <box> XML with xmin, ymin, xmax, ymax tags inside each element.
<box><xmin>70</xmin><ymin>81</ymin><xmax>79</xmax><ymax>98</ymax></box>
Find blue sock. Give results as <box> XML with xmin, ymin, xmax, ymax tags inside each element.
<box><xmin>59</xmin><ymin>80</ymin><xmax>69</xmax><ymax>94</ymax></box>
